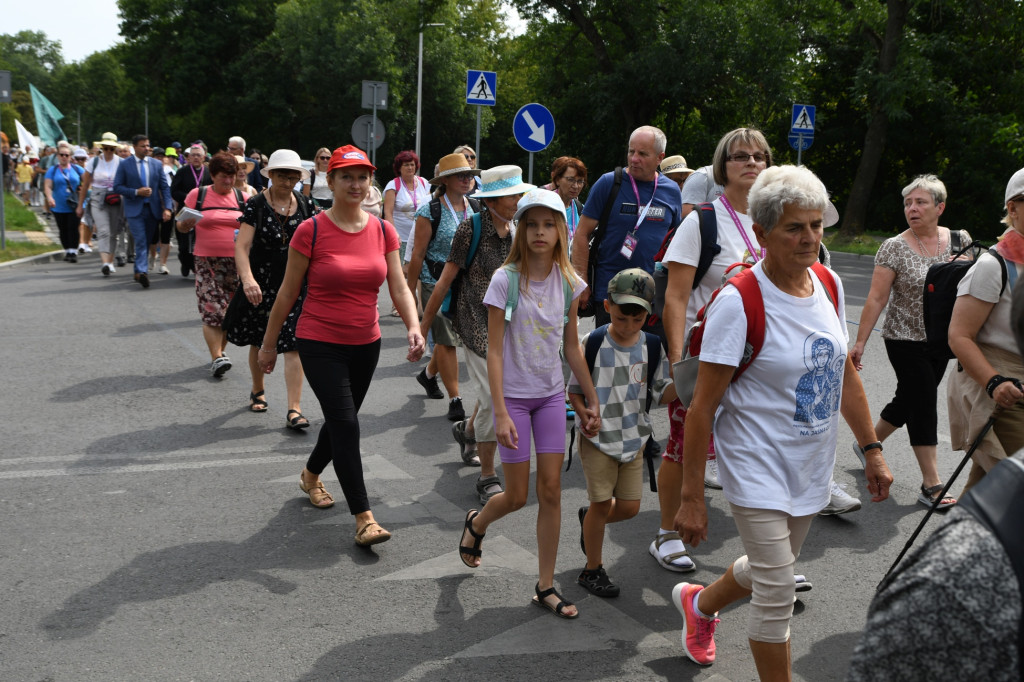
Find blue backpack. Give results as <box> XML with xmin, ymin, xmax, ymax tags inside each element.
<box><xmin>501</xmin><ymin>263</ymin><xmax>574</xmax><ymax>326</ymax></box>
<box><xmin>441</xmin><ymin>212</ymin><xmax>483</xmax><ymax>319</ymax></box>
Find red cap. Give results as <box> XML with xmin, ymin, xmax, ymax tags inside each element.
<box><xmin>328</xmin><ymin>145</ymin><xmax>375</xmax><ymax>173</ymax></box>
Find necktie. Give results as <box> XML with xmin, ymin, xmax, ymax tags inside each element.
<box><xmin>139</xmin><ymin>157</ymin><xmax>148</xmax><ymax>186</ymax></box>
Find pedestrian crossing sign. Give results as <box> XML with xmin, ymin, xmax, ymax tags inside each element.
<box><xmin>791</xmin><ymin>104</ymin><xmax>816</xmax><ymax>134</ymax></box>
<box><xmin>466</xmin><ymin>70</ymin><xmax>497</xmax><ymax>106</ymax></box>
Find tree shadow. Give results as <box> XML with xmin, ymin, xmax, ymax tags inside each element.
<box><xmin>39</xmin><ymin>500</ymin><xmax>379</xmax><ymax>641</ymax></box>
<box><xmin>50</xmin><ymin>367</ymin><xmax>202</xmax><ymax>403</ymax></box>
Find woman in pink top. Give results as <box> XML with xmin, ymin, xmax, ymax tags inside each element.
<box><xmin>179</xmin><ymin>152</ymin><xmax>250</xmax><ymax>378</ymax></box>
<box><xmin>258</xmin><ymin>145</ymin><xmax>425</xmax><ymax>547</ymax></box>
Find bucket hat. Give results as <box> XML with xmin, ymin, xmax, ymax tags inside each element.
<box><xmin>262</xmin><ymin>149</ymin><xmax>309</xmax><ymax>180</ymax></box>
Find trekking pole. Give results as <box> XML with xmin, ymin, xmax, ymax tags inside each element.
<box><xmin>879</xmin><ymin>404</ymin><xmax>1004</xmax><ymax>588</ymax></box>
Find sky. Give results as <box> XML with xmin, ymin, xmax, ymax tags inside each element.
<box><xmin>6</xmin><ymin>0</ymin><xmax>124</xmax><ymax>63</ymax></box>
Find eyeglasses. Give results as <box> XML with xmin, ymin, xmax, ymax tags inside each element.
<box><xmin>561</xmin><ymin>177</ymin><xmax>585</xmax><ymax>187</ymax></box>
<box><xmin>454</xmin><ymin>172</ymin><xmax>475</xmax><ymax>181</ymax></box>
<box><xmin>463</xmin><ymin>154</ymin><xmax>476</xmax><ymax>161</ymax></box>
<box><xmin>727</xmin><ymin>152</ymin><xmax>767</xmax><ymax>164</ymax></box>
<box><xmin>58</xmin><ymin>153</ymin><xmax>70</xmax><ymax>157</ymax></box>
<box><xmin>318</xmin><ymin>156</ymin><xmax>330</xmax><ymax>161</ymax></box>
<box><xmin>275</xmin><ymin>173</ymin><xmax>302</xmax><ymax>183</ymax></box>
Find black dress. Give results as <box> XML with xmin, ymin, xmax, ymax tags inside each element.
<box><xmin>226</xmin><ymin>192</ymin><xmax>316</xmax><ymax>352</ymax></box>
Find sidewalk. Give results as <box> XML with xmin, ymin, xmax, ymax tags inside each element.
<box><xmin>3</xmin><ymin>197</ymin><xmax>59</xmax><ymax>245</ymax></box>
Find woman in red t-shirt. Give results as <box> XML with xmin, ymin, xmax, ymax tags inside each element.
<box><xmin>258</xmin><ymin>145</ymin><xmax>425</xmax><ymax>547</ymax></box>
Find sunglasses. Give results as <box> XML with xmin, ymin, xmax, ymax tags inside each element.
<box><xmin>58</xmin><ymin>153</ymin><xmax>70</xmax><ymax>157</ymax></box>
<box><xmin>463</xmin><ymin>154</ymin><xmax>476</xmax><ymax>161</ymax></box>
<box><xmin>318</xmin><ymin>156</ymin><xmax>330</xmax><ymax>161</ymax></box>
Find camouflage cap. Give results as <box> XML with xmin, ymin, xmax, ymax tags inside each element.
<box><xmin>607</xmin><ymin>267</ymin><xmax>655</xmax><ymax>313</ymax></box>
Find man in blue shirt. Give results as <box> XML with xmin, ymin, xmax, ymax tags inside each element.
<box><xmin>571</xmin><ymin>125</ymin><xmax>682</xmax><ymax>334</ymax></box>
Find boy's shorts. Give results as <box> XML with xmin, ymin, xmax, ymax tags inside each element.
<box><xmin>578</xmin><ymin>435</ymin><xmax>643</xmax><ymax>503</ymax></box>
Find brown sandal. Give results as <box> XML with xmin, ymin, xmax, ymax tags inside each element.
<box><xmin>355</xmin><ymin>521</ymin><xmax>392</xmax><ymax>546</ymax></box>
<box><xmin>299</xmin><ymin>472</ymin><xmax>334</xmax><ymax>509</ymax></box>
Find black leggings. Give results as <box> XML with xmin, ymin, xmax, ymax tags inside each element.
<box><xmin>297</xmin><ymin>337</ymin><xmax>381</xmax><ymax>515</ymax></box>
<box><xmin>53</xmin><ymin>211</ymin><xmax>81</xmax><ymax>250</ymax></box>
<box><xmin>880</xmin><ymin>339</ymin><xmax>948</xmax><ymax>446</ymax></box>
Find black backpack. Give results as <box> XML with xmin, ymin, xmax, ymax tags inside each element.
<box><xmin>426</xmin><ymin>195</ymin><xmax>481</xmax><ymax>279</ymax></box>
<box><xmin>923</xmin><ymin>233</ymin><xmax>1011</xmax><ymax>359</ymax></box>
<box><xmin>195</xmin><ymin>186</ymin><xmax>246</xmax><ymax>212</ymax></box>
<box><xmin>580</xmin><ymin>167</ymin><xmax>625</xmax><ymax>317</ymax></box>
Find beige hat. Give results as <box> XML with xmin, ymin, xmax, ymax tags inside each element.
<box><xmin>98</xmin><ymin>132</ymin><xmax>119</xmax><ymax>148</ymax></box>
<box><xmin>472</xmin><ymin>165</ymin><xmax>536</xmax><ymax>199</ymax></box>
<box><xmin>233</xmin><ymin>155</ymin><xmax>255</xmax><ymax>173</ymax></box>
<box><xmin>660</xmin><ymin>155</ymin><xmax>693</xmax><ymax>176</ymax></box>
<box><xmin>429</xmin><ymin>153</ymin><xmax>480</xmax><ymax>184</ymax></box>
<box><xmin>261</xmin><ymin>149</ymin><xmax>309</xmax><ymax>180</ymax></box>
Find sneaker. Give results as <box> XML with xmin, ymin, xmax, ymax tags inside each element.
<box><xmin>818</xmin><ymin>479</ymin><xmax>862</xmax><ymax>516</ymax></box>
<box><xmin>672</xmin><ymin>582</ymin><xmax>719</xmax><ymax>666</ymax></box>
<box><xmin>210</xmin><ymin>355</ymin><xmax>232</xmax><ymax>378</ymax></box>
<box><xmin>852</xmin><ymin>440</ymin><xmax>866</xmax><ymax>468</ymax></box>
<box><xmin>795</xmin><ymin>574</ymin><xmax>813</xmax><ymax>593</ymax></box>
<box><xmin>476</xmin><ymin>475</ymin><xmax>503</xmax><ymax>506</ymax></box>
<box><xmin>101</xmin><ymin>263</ymin><xmax>111</xmax><ymax>277</ymax></box>
<box><xmin>566</xmin><ymin>400</ymin><xmax>575</xmax><ymax>420</ymax></box>
<box><xmin>416</xmin><ymin>368</ymin><xmax>444</xmax><ymax>399</ymax></box>
<box><xmin>578</xmin><ymin>565</ymin><xmax>620</xmax><ymax>598</ymax></box>
<box><xmin>452</xmin><ymin>420</ymin><xmax>480</xmax><ymax>466</ymax></box>
<box><xmin>78</xmin><ymin>243</ymin><xmax>91</xmax><ymax>254</ymax></box>
<box><xmin>447</xmin><ymin>397</ymin><xmax>465</xmax><ymax>422</ymax></box>
<box><xmin>135</xmin><ymin>272</ymin><xmax>149</xmax><ymax>288</ymax></box>
<box><xmin>158</xmin><ymin>264</ymin><xmax>170</xmax><ymax>275</ymax></box>
<box><xmin>704</xmin><ymin>457</ymin><xmax>722</xmax><ymax>489</ymax></box>
<box><xmin>67</xmin><ymin>251</ymin><xmax>77</xmax><ymax>263</ymax></box>
<box><xmin>115</xmin><ymin>256</ymin><xmax>126</xmax><ymax>267</ymax></box>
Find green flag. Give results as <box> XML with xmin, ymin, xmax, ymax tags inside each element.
<box><xmin>30</xmin><ymin>84</ymin><xmax>67</xmax><ymax>147</ymax></box>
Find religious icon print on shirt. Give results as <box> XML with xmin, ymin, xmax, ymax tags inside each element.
<box><xmin>793</xmin><ymin>331</ymin><xmax>844</xmax><ymax>425</ymax></box>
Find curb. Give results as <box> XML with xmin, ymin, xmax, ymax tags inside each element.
<box><xmin>0</xmin><ymin>250</ymin><xmax>67</xmax><ymax>269</ymax></box>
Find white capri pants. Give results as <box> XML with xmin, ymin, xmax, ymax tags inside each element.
<box><xmin>91</xmin><ymin>198</ymin><xmax>124</xmax><ymax>255</ymax></box>
<box><xmin>729</xmin><ymin>504</ymin><xmax>815</xmax><ymax>643</ymax></box>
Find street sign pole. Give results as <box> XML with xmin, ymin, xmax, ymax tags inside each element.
<box><xmin>528</xmin><ymin>153</ymin><xmax>534</xmax><ymax>185</ymax></box>
<box><xmin>371</xmin><ymin>85</ymin><xmax>378</xmax><ymax>168</ymax></box>
<box><xmin>475</xmin><ymin>107</ymin><xmax>482</xmax><ymax>167</ymax></box>
<box><xmin>797</xmin><ymin>135</ymin><xmax>803</xmax><ymax>166</ymax></box>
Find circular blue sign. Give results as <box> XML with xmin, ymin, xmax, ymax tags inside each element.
<box><xmin>513</xmin><ymin>103</ymin><xmax>555</xmax><ymax>153</ymax></box>
<box><xmin>788</xmin><ymin>133</ymin><xmax>813</xmax><ymax>152</ymax></box>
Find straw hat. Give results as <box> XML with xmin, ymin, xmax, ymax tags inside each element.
<box><xmin>660</xmin><ymin>155</ymin><xmax>694</xmax><ymax>176</ymax></box>
<box><xmin>234</xmin><ymin>155</ymin><xmax>255</xmax><ymax>173</ymax></box>
<box><xmin>429</xmin><ymin>153</ymin><xmax>480</xmax><ymax>184</ymax></box>
<box><xmin>472</xmin><ymin>165</ymin><xmax>535</xmax><ymax>199</ymax></box>
<box><xmin>98</xmin><ymin>132</ymin><xmax>119</xmax><ymax>148</ymax></box>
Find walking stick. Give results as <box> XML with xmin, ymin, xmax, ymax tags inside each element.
<box><xmin>879</xmin><ymin>404</ymin><xmax>1004</xmax><ymax>588</ymax></box>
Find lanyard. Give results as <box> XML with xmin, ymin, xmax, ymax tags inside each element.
<box><xmin>443</xmin><ymin>194</ymin><xmax>466</xmax><ymax>224</ymax></box>
<box><xmin>627</xmin><ymin>172</ymin><xmax>659</xmax><ymax>232</ymax></box>
<box><xmin>404</xmin><ymin>177</ymin><xmax>421</xmax><ymax>211</ymax></box>
<box><xmin>189</xmin><ymin>164</ymin><xmax>203</xmax><ymax>187</ymax></box>
<box><xmin>720</xmin><ymin>195</ymin><xmax>763</xmax><ymax>261</ymax></box>
<box><xmin>566</xmin><ymin>201</ymin><xmax>578</xmax><ymax>239</ymax></box>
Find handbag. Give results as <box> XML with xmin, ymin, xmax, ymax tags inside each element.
<box><xmin>104</xmin><ymin>192</ymin><xmax>122</xmax><ymax>206</ymax></box>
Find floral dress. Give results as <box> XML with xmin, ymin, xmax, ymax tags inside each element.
<box><xmin>226</xmin><ymin>192</ymin><xmax>318</xmax><ymax>351</ymax></box>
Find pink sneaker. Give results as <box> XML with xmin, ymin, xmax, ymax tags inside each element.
<box><xmin>672</xmin><ymin>582</ymin><xmax>719</xmax><ymax>665</ymax></box>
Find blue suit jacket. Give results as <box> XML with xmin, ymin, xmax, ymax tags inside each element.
<box><xmin>114</xmin><ymin>155</ymin><xmax>172</xmax><ymax>220</ymax></box>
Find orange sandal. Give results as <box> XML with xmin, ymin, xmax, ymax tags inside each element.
<box><xmin>299</xmin><ymin>472</ymin><xmax>334</xmax><ymax>509</ymax></box>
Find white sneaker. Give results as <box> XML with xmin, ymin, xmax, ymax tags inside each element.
<box><xmin>158</xmin><ymin>264</ymin><xmax>170</xmax><ymax>275</ymax></box>
<box><xmin>79</xmin><ymin>243</ymin><xmax>93</xmax><ymax>253</ymax></box>
<box><xmin>704</xmin><ymin>458</ymin><xmax>722</xmax><ymax>489</ymax></box>
<box><xmin>819</xmin><ymin>479</ymin><xmax>862</xmax><ymax>516</ymax></box>
<box><xmin>101</xmin><ymin>263</ymin><xmax>112</xmax><ymax>277</ymax></box>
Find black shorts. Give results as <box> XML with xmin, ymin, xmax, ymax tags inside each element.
<box><xmin>150</xmin><ymin>218</ymin><xmax>174</xmax><ymax>245</ymax></box>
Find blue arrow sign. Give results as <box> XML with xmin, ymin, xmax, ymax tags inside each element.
<box><xmin>791</xmin><ymin>104</ymin><xmax>815</xmax><ymax>135</ymax></box>
<box><xmin>513</xmin><ymin>103</ymin><xmax>554</xmax><ymax>153</ymax></box>
<box><xmin>466</xmin><ymin>70</ymin><xmax>496</xmax><ymax>107</ymax></box>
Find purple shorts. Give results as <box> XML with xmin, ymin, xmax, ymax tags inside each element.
<box><xmin>497</xmin><ymin>393</ymin><xmax>566</xmax><ymax>464</ymax></box>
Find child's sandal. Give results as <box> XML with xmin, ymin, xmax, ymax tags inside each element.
<box><xmin>532</xmin><ymin>582</ymin><xmax>578</xmax><ymax>619</ymax></box>
<box><xmin>577</xmin><ymin>565</ymin><xmax>620</xmax><ymax>598</ymax></box>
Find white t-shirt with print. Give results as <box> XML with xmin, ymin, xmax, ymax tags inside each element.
<box><xmin>699</xmin><ymin>261</ymin><xmax>848</xmax><ymax>516</ymax></box>
<box><xmin>662</xmin><ymin>197</ymin><xmax>758</xmax><ymax>330</ymax></box>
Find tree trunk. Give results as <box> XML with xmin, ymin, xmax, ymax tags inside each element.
<box><xmin>839</xmin><ymin>0</ymin><xmax>909</xmax><ymax>239</ymax></box>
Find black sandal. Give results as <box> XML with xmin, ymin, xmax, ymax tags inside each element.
<box><xmin>459</xmin><ymin>510</ymin><xmax>485</xmax><ymax>568</ymax></box>
<box><xmin>532</xmin><ymin>582</ymin><xmax>578</xmax><ymax>619</ymax></box>
<box><xmin>249</xmin><ymin>391</ymin><xmax>268</xmax><ymax>413</ymax></box>
<box><xmin>286</xmin><ymin>409</ymin><xmax>310</xmax><ymax>430</ymax></box>
<box><xmin>578</xmin><ymin>565</ymin><xmax>620</xmax><ymax>598</ymax></box>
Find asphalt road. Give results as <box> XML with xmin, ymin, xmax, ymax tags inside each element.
<box><xmin>0</xmin><ymin>249</ymin><xmax>964</xmax><ymax>681</ymax></box>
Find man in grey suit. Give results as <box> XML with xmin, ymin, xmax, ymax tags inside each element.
<box><xmin>113</xmin><ymin>134</ymin><xmax>172</xmax><ymax>288</ymax></box>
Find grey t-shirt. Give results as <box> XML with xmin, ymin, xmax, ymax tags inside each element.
<box><xmin>679</xmin><ymin>165</ymin><xmax>724</xmax><ymax>206</ymax></box>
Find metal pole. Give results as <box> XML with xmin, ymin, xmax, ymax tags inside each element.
<box><xmin>528</xmin><ymin>152</ymin><xmax>534</xmax><ymax>185</ymax></box>
<box><xmin>416</xmin><ymin>30</ymin><xmax>424</xmax><ymax>159</ymax></box>
<box><xmin>145</xmin><ymin>101</ymin><xmax>149</xmax><ymax>139</ymax></box>
<box><xmin>796</xmin><ymin>135</ymin><xmax>803</xmax><ymax>166</ymax></box>
<box><xmin>475</xmin><ymin>107</ymin><xmax>481</xmax><ymax>167</ymax></box>
<box><xmin>371</xmin><ymin>84</ymin><xmax>378</xmax><ymax>168</ymax></box>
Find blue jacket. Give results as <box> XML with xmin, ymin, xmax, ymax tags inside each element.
<box><xmin>113</xmin><ymin>155</ymin><xmax>172</xmax><ymax>220</ymax></box>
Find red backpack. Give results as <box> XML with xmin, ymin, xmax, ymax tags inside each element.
<box><xmin>676</xmin><ymin>262</ymin><xmax>840</xmax><ymax>403</ymax></box>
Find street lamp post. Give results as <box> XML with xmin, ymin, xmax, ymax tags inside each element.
<box><xmin>415</xmin><ymin>22</ymin><xmax>444</xmax><ymax>160</ymax></box>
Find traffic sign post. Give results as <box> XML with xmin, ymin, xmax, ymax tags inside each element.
<box><xmin>362</xmin><ymin>81</ymin><xmax>388</xmax><ymax>167</ymax></box>
<box><xmin>512</xmin><ymin>103</ymin><xmax>555</xmax><ymax>184</ymax></box>
<box><xmin>466</xmin><ymin>70</ymin><xmax>496</xmax><ymax>166</ymax></box>
<box><xmin>789</xmin><ymin>103</ymin><xmax>816</xmax><ymax>166</ymax></box>
<box><xmin>351</xmin><ymin>115</ymin><xmax>385</xmax><ymax>152</ymax></box>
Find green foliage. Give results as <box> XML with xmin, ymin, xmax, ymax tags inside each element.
<box><xmin>2</xmin><ymin>192</ymin><xmax>44</xmax><ymax>231</ymax></box>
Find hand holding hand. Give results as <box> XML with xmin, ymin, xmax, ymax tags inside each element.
<box><xmin>406</xmin><ymin>330</ymin><xmax>425</xmax><ymax>362</ymax></box>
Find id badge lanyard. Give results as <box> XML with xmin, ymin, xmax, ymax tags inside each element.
<box><xmin>620</xmin><ymin>173</ymin><xmax>659</xmax><ymax>260</ymax></box>
<box><xmin>443</xmin><ymin>194</ymin><xmax>466</xmax><ymax>225</ymax></box>
<box><xmin>720</xmin><ymin>195</ymin><xmax>764</xmax><ymax>261</ymax></box>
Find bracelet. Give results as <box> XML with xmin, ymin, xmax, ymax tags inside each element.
<box><xmin>860</xmin><ymin>441</ymin><xmax>883</xmax><ymax>453</ymax></box>
<box><xmin>986</xmin><ymin>374</ymin><xmax>1010</xmax><ymax>398</ymax></box>
<box><xmin>258</xmin><ymin>347</ymin><xmax>276</xmax><ymax>353</ymax></box>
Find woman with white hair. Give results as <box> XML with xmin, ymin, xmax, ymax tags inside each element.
<box><xmin>851</xmin><ymin>174</ymin><xmax>971</xmax><ymax>509</ymax></box>
<box><xmin>672</xmin><ymin>165</ymin><xmax>892</xmax><ymax>677</ymax></box>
